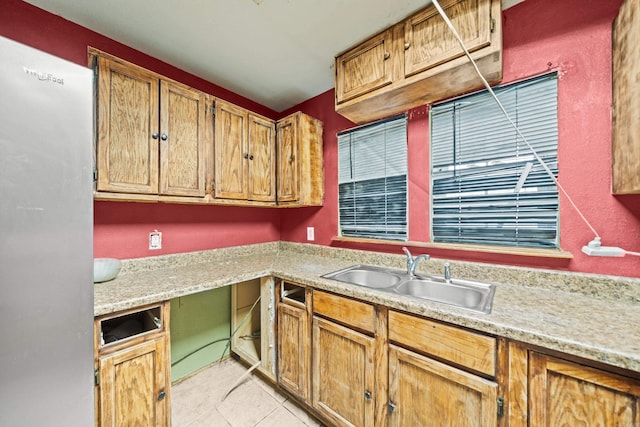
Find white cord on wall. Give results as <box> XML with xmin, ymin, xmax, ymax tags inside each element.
<box><xmin>430</xmin><ymin>0</ymin><xmax>638</xmax><ymax>258</ymax></box>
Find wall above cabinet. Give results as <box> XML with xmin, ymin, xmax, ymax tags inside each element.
<box><xmin>334</xmin><ymin>0</ymin><xmax>503</xmax><ymax>124</ymax></box>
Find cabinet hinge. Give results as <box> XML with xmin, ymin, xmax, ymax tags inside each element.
<box><xmin>490</xmin><ymin>18</ymin><xmax>496</xmax><ymax>33</ymax></box>
<box><xmin>497</xmin><ymin>396</ymin><xmax>504</xmax><ymax>418</ymax></box>
<box><xmin>211</xmin><ymin>180</ymin><xmax>215</xmax><ymax>191</ymax></box>
<box><xmin>93</xmin><ymin>168</ymin><xmax>98</xmax><ymax>183</ymax></box>
<box><xmin>94</xmin><ymin>369</ymin><xmax>100</xmax><ymax>386</ymax></box>
<box><xmin>210</xmin><ymin>102</ymin><xmax>216</xmax><ymax>117</ymax></box>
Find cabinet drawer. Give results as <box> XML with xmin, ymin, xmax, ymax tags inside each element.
<box><xmin>389</xmin><ymin>310</ymin><xmax>496</xmax><ymax>376</ymax></box>
<box><xmin>313</xmin><ymin>291</ymin><xmax>375</xmax><ymax>334</ymax></box>
<box><xmin>95</xmin><ymin>303</ymin><xmax>166</xmax><ymax>351</ymax></box>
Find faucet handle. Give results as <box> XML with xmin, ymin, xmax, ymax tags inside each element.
<box><xmin>444</xmin><ymin>262</ymin><xmax>451</xmax><ymax>281</ymax></box>
<box><xmin>402</xmin><ymin>247</ymin><xmax>413</xmax><ymax>260</ymax></box>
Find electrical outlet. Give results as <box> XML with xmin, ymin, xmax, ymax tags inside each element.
<box><xmin>307</xmin><ymin>227</ymin><xmax>315</xmax><ymax>241</ymax></box>
<box><xmin>149</xmin><ymin>230</ymin><xmax>162</xmax><ymax>250</ymax></box>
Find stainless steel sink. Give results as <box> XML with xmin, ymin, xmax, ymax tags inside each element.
<box><xmin>395</xmin><ymin>278</ymin><xmax>495</xmax><ymax>313</ymax></box>
<box><xmin>322</xmin><ymin>265</ymin><xmax>403</xmax><ymax>289</ymax></box>
<box><xmin>322</xmin><ymin>264</ymin><xmax>496</xmax><ymax>314</ymax></box>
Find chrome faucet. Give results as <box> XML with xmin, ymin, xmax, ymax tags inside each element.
<box><xmin>402</xmin><ymin>247</ymin><xmax>430</xmax><ymax>276</ymax></box>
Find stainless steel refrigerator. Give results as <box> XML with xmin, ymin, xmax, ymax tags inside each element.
<box><xmin>0</xmin><ymin>36</ymin><xmax>94</xmax><ymax>425</ymax></box>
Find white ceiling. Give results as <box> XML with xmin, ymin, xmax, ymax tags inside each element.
<box><xmin>24</xmin><ymin>0</ymin><xmax>525</xmax><ymax>112</ymax></box>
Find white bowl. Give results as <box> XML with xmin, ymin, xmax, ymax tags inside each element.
<box><xmin>94</xmin><ymin>258</ymin><xmax>122</xmax><ymax>283</ymax></box>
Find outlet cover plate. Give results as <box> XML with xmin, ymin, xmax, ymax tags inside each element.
<box><xmin>149</xmin><ymin>231</ymin><xmax>162</xmax><ymax>250</ymax></box>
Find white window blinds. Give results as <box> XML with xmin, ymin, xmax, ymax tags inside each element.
<box><xmin>430</xmin><ymin>74</ymin><xmax>559</xmax><ymax>248</ymax></box>
<box><xmin>338</xmin><ymin>115</ymin><xmax>408</xmax><ymax>241</ymax></box>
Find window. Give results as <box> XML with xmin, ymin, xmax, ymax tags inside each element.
<box><xmin>338</xmin><ymin>115</ymin><xmax>408</xmax><ymax>241</ymax></box>
<box><xmin>430</xmin><ymin>74</ymin><xmax>559</xmax><ymax>248</ymax></box>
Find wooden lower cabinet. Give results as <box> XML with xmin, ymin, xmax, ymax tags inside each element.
<box><xmin>277</xmin><ymin>289</ymin><xmax>311</xmax><ymax>401</ymax></box>
<box><xmin>529</xmin><ymin>352</ymin><xmax>640</xmax><ymax>426</ymax></box>
<box><xmin>312</xmin><ymin>316</ymin><xmax>376</xmax><ymax>427</ymax></box>
<box><xmin>276</xmin><ymin>288</ymin><xmax>502</xmax><ymax>427</ymax></box>
<box><xmin>388</xmin><ymin>345</ymin><xmax>498</xmax><ymax>427</ymax></box>
<box><xmin>94</xmin><ymin>303</ymin><xmax>171</xmax><ymax>427</ymax></box>
<box><xmin>97</xmin><ymin>338</ymin><xmax>169</xmax><ymax>427</ymax></box>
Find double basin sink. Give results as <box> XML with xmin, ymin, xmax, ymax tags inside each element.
<box><xmin>322</xmin><ymin>264</ymin><xmax>496</xmax><ymax>314</ymax></box>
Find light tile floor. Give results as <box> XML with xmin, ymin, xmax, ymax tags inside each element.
<box><xmin>171</xmin><ymin>357</ymin><xmax>324</xmax><ymax>427</ymax></box>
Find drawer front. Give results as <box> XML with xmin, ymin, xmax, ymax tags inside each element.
<box><xmin>389</xmin><ymin>310</ymin><xmax>496</xmax><ymax>376</ymax></box>
<box><xmin>313</xmin><ymin>291</ymin><xmax>375</xmax><ymax>334</ymax></box>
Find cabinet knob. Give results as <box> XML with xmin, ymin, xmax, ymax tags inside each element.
<box><xmin>383</xmin><ymin>52</ymin><xmax>391</xmax><ymax>60</ymax></box>
<box><xmin>364</xmin><ymin>390</ymin><xmax>372</xmax><ymax>400</ymax></box>
<box><xmin>157</xmin><ymin>390</ymin><xmax>166</xmax><ymax>401</ymax></box>
<box><xmin>388</xmin><ymin>402</ymin><xmax>396</xmax><ymax>413</ymax></box>
<box><xmin>289</xmin><ymin>155</ymin><xmax>294</xmax><ymax>162</ymax></box>
<box><xmin>249</xmin><ymin>154</ymin><xmax>254</xmax><ymax>160</ymax></box>
<box><xmin>404</xmin><ymin>42</ymin><xmax>411</xmax><ymax>50</ymax></box>
<box><xmin>152</xmin><ymin>133</ymin><xmax>159</xmax><ymax>140</ymax></box>
<box><xmin>161</xmin><ymin>133</ymin><xmax>168</xmax><ymax>141</ymax></box>
<box><xmin>244</xmin><ymin>153</ymin><xmax>249</xmax><ymax>159</ymax></box>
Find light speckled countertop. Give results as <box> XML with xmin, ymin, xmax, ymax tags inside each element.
<box><xmin>95</xmin><ymin>241</ymin><xmax>640</xmax><ymax>373</ymax></box>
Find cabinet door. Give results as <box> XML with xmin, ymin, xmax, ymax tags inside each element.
<box><xmin>529</xmin><ymin>352</ymin><xmax>640</xmax><ymax>426</ymax></box>
<box><xmin>312</xmin><ymin>316</ymin><xmax>375</xmax><ymax>427</ymax></box>
<box><xmin>277</xmin><ymin>302</ymin><xmax>309</xmax><ymax>401</ymax></box>
<box><xmin>335</xmin><ymin>29</ymin><xmax>394</xmax><ymax>103</ymax></box>
<box><xmin>612</xmin><ymin>0</ymin><xmax>640</xmax><ymax>194</ymax></box>
<box><xmin>388</xmin><ymin>345</ymin><xmax>498</xmax><ymax>427</ymax></box>
<box><xmin>247</xmin><ymin>114</ymin><xmax>276</xmax><ymax>201</ymax></box>
<box><xmin>404</xmin><ymin>0</ymin><xmax>492</xmax><ymax>77</ymax></box>
<box><xmin>276</xmin><ymin>115</ymin><xmax>299</xmax><ymax>202</ymax></box>
<box><xmin>214</xmin><ymin>100</ymin><xmax>248</xmax><ymax>199</ymax></box>
<box><xmin>159</xmin><ymin>80</ymin><xmax>206</xmax><ymax>197</ymax></box>
<box><xmin>96</xmin><ymin>56</ymin><xmax>159</xmax><ymax>194</ymax></box>
<box><xmin>98</xmin><ymin>338</ymin><xmax>169</xmax><ymax>427</ymax></box>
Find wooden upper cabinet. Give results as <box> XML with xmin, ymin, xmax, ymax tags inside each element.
<box><xmin>214</xmin><ymin>100</ymin><xmax>249</xmax><ymax>200</ymax></box>
<box><xmin>94</xmin><ymin>51</ymin><xmax>207</xmax><ymax>199</ymax></box>
<box><xmin>159</xmin><ymin>80</ymin><xmax>206</xmax><ymax>197</ymax></box>
<box><xmin>96</xmin><ymin>56</ymin><xmax>159</xmax><ymax>195</ymax></box>
<box><xmin>335</xmin><ymin>29</ymin><xmax>394</xmax><ymax>104</ymax></box>
<box><xmin>213</xmin><ymin>100</ymin><xmax>276</xmax><ymax>202</ymax></box>
<box><xmin>276</xmin><ymin>114</ymin><xmax>298</xmax><ymax>202</ymax></box>
<box><xmin>276</xmin><ymin>112</ymin><xmax>324</xmax><ymax>206</ymax></box>
<box><xmin>93</xmin><ymin>50</ymin><xmax>323</xmax><ymax>206</ymax></box>
<box><xmin>247</xmin><ymin>114</ymin><xmax>276</xmax><ymax>202</ymax></box>
<box><xmin>529</xmin><ymin>352</ymin><xmax>640</xmax><ymax>427</ymax></box>
<box><xmin>404</xmin><ymin>0</ymin><xmax>492</xmax><ymax>77</ymax></box>
<box><xmin>612</xmin><ymin>0</ymin><xmax>640</xmax><ymax>194</ymax></box>
<box><xmin>334</xmin><ymin>0</ymin><xmax>502</xmax><ymax>124</ymax></box>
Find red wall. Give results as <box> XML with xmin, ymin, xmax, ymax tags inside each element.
<box><xmin>5</xmin><ymin>0</ymin><xmax>640</xmax><ymax>276</ymax></box>
<box><xmin>1</xmin><ymin>0</ymin><xmax>281</xmax><ymax>259</ymax></box>
<box><xmin>281</xmin><ymin>0</ymin><xmax>640</xmax><ymax>278</ymax></box>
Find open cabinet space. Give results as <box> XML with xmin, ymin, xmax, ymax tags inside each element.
<box><xmin>231</xmin><ymin>278</ymin><xmax>277</xmax><ymax>381</ymax></box>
